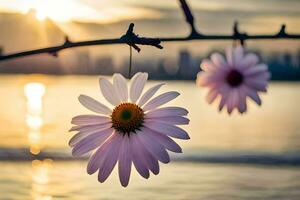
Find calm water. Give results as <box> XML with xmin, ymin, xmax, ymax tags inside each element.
<box><xmin>0</xmin><ymin>75</ymin><xmax>300</xmax><ymax>199</ymax></box>
<box><xmin>1</xmin><ymin>161</ymin><xmax>300</xmax><ymax>200</ymax></box>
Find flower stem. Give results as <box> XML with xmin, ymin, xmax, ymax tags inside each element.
<box><xmin>128</xmin><ymin>46</ymin><xmax>132</xmax><ymax>78</ymax></box>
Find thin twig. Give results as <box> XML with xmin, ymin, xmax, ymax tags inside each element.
<box><xmin>128</xmin><ymin>46</ymin><xmax>132</xmax><ymax>78</ymax></box>
<box><xmin>179</xmin><ymin>0</ymin><xmax>199</xmax><ymax>37</ymax></box>
<box><xmin>0</xmin><ymin>0</ymin><xmax>299</xmax><ymax>62</ymax></box>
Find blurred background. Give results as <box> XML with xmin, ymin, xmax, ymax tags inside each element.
<box><xmin>0</xmin><ymin>0</ymin><xmax>300</xmax><ymax>199</ymax></box>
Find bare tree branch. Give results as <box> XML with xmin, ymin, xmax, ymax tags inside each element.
<box><xmin>120</xmin><ymin>23</ymin><xmax>163</xmax><ymax>52</ymax></box>
<box><xmin>0</xmin><ymin>0</ymin><xmax>299</xmax><ymax>62</ymax></box>
<box><xmin>179</xmin><ymin>0</ymin><xmax>199</xmax><ymax>37</ymax></box>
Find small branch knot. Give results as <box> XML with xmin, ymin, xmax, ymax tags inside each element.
<box><xmin>277</xmin><ymin>24</ymin><xmax>287</xmax><ymax>37</ymax></box>
<box><xmin>120</xmin><ymin>23</ymin><xmax>163</xmax><ymax>53</ymax></box>
<box><xmin>233</xmin><ymin>21</ymin><xmax>247</xmax><ymax>46</ymax></box>
<box><xmin>64</xmin><ymin>36</ymin><xmax>72</xmax><ymax>45</ymax></box>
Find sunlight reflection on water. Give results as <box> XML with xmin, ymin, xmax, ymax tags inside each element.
<box><xmin>24</xmin><ymin>83</ymin><xmax>54</xmax><ymax>199</ymax></box>
<box><xmin>24</xmin><ymin>82</ymin><xmax>45</xmax><ymax>155</ymax></box>
<box><xmin>31</xmin><ymin>159</ymin><xmax>53</xmax><ymax>200</ymax></box>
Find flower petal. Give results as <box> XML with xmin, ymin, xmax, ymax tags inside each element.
<box><xmin>87</xmin><ymin>133</ymin><xmax>120</xmax><ymax>175</ymax></box>
<box><xmin>219</xmin><ymin>94</ymin><xmax>228</xmax><ymax>111</ymax></box>
<box><xmin>130</xmin><ymin>73</ymin><xmax>148</xmax><ymax>103</ymax></box>
<box><xmin>71</xmin><ymin>115</ymin><xmax>111</xmax><ymax>126</ymax></box>
<box><xmin>78</xmin><ymin>95</ymin><xmax>112</xmax><ymax>115</ymax></box>
<box><xmin>129</xmin><ymin>135</ymin><xmax>150</xmax><ymax>179</ymax></box>
<box><xmin>225</xmin><ymin>47</ymin><xmax>234</xmax><ymax>66</ymax></box>
<box><xmin>200</xmin><ymin>59</ymin><xmax>216</xmax><ymax>71</ymax></box>
<box><xmin>145</xmin><ymin>116</ymin><xmax>189</xmax><ymax>125</ymax></box>
<box><xmin>118</xmin><ymin>135</ymin><xmax>132</xmax><ymax>187</ymax></box>
<box><xmin>69</xmin><ymin>123</ymin><xmax>111</xmax><ymax>132</ymax></box>
<box><xmin>134</xmin><ymin>135</ymin><xmax>160</xmax><ymax>175</ymax></box>
<box><xmin>145</xmin><ymin>121</ymin><xmax>190</xmax><ymax>140</ymax></box>
<box><xmin>137</xmin><ymin>129</ymin><xmax>170</xmax><ymax>164</ymax></box>
<box><xmin>138</xmin><ymin>83</ymin><xmax>165</xmax><ymax>107</ymax></box>
<box><xmin>226</xmin><ymin>89</ymin><xmax>239</xmax><ymax>114</ymax></box>
<box><xmin>244</xmin><ymin>79</ymin><xmax>268</xmax><ymax>92</ymax></box>
<box><xmin>243</xmin><ymin>85</ymin><xmax>262</xmax><ymax>105</ymax></box>
<box><xmin>113</xmin><ymin>73</ymin><xmax>128</xmax><ymax>102</ymax></box>
<box><xmin>237</xmin><ymin>88</ymin><xmax>247</xmax><ymax>114</ymax></box>
<box><xmin>99</xmin><ymin>78</ymin><xmax>121</xmax><ymax>106</ymax></box>
<box><xmin>196</xmin><ymin>72</ymin><xmax>224</xmax><ymax>87</ymax></box>
<box><xmin>233</xmin><ymin>46</ymin><xmax>244</xmax><ymax>67</ymax></box>
<box><xmin>244</xmin><ymin>64</ymin><xmax>268</xmax><ymax>76</ymax></box>
<box><xmin>206</xmin><ymin>88</ymin><xmax>219</xmax><ymax>104</ymax></box>
<box><xmin>143</xmin><ymin>91</ymin><xmax>180</xmax><ymax>111</ymax></box>
<box><xmin>196</xmin><ymin>72</ymin><xmax>209</xmax><ymax>87</ymax></box>
<box><xmin>98</xmin><ymin>134</ymin><xmax>123</xmax><ymax>183</ymax></box>
<box><xmin>240</xmin><ymin>53</ymin><xmax>259</xmax><ymax>70</ymax></box>
<box><xmin>145</xmin><ymin>127</ymin><xmax>182</xmax><ymax>153</ymax></box>
<box><xmin>69</xmin><ymin>124</ymin><xmax>112</xmax><ymax>147</ymax></box>
<box><xmin>72</xmin><ymin>128</ymin><xmax>113</xmax><ymax>157</ymax></box>
<box><xmin>217</xmin><ymin>85</ymin><xmax>231</xmax><ymax>111</ymax></box>
<box><xmin>145</xmin><ymin>107</ymin><xmax>188</xmax><ymax>118</ymax></box>
<box><xmin>248</xmin><ymin>71</ymin><xmax>271</xmax><ymax>80</ymax></box>
<box><xmin>211</xmin><ymin>53</ymin><xmax>227</xmax><ymax>68</ymax></box>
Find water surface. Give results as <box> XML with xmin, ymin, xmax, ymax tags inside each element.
<box><xmin>0</xmin><ymin>75</ymin><xmax>300</xmax><ymax>199</ymax></box>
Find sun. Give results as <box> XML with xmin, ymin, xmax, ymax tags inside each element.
<box><xmin>30</xmin><ymin>0</ymin><xmax>74</xmax><ymax>22</ymax></box>
<box><xmin>35</xmin><ymin>10</ymin><xmax>47</xmax><ymax>21</ymax></box>
<box><xmin>23</xmin><ymin>0</ymin><xmax>147</xmax><ymax>24</ymax></box>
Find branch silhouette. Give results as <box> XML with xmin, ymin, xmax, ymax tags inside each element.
<box><xmin>0</xmin><ymin>0</ymin><xmax>299</xmax><ymax>62</ymax></box>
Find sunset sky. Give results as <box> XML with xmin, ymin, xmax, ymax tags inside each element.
<box><xmin>0</xmin><ymin>0</ymin><xmax>299</xmax><ymax>56</ymax></box>
<box><xmin>0</xmin><ymin>0</ymin><xmax>299</xmax><ymax>27</ymax></box>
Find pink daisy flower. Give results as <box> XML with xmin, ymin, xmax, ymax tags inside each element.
<box><xmin>197</xmin><ymin>46</ymin><xmax>271</xmax><ymax>114</ymax></box>
<box><xmin>69</xmin><ymin>72</ymin><xmax>190</xmax><ymax>187</ymax></box>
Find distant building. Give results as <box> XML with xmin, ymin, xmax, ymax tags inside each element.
<box><xmin>177</xmin><ymin>49</ymin><xmax>202</xmax><ymax>79</ymax></box>
<box><xmin>297</xmin><ymin>49</ymin><xmax>300</xmax><ymax>69</ymax></box>
<box><xmin>77</xmin><ymin>50</ymin><xmax>91</xmax><ymax>74</ymax></box>
<box><xmin>94</xmin><ymin>56</ymin><xmax>115</xmax><ymax>75</ymax></box>
<box><xmin>177</xmin><ymin>49</ymin><xmax>202</xmax><ymax>80</ymax></box>
<box><xmin>283</xmin><ymin>53</ymin><xmax>293</xmax><ymax>68</ymax></box>
<box><xmin>178</xmin><ymin>49</ymin><xmax>192</xmax><ymax>79</ymax></box>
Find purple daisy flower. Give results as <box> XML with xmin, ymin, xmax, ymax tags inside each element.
<box><xmin>197</xmin><ymin>46</ymin><xmax>271</xmax><ymax>114</ymax></box>
<box><xmin>69</xmin><ymin>72</ymin><xmax>190</xmax><ymax>187</ymax></box>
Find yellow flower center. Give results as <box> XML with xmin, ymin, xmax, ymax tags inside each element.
<box><xmin>111</xmin><ymin>103</ymin><xmax>144</xmax><ymax>135</ymax></box>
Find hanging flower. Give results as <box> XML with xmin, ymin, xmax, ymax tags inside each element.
<box><xmin>69</xmin><ymin>72</ymin><xmax>190</xmax><ymax>187</ymax></box>
<box><xmin>197</xmin><ymin>46</ymin><xmax>271</xmax><ymax>114</ymax></box>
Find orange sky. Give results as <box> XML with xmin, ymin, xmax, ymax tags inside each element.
<box><xmin>0</xmin><ymin>0</ymin><xmax>299</xmax><ymax>26</ymax></box>
<box><xmin>0</xmin><ymin>0</ymin><xmax>299</xmax><ymax>55</ymax></box>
